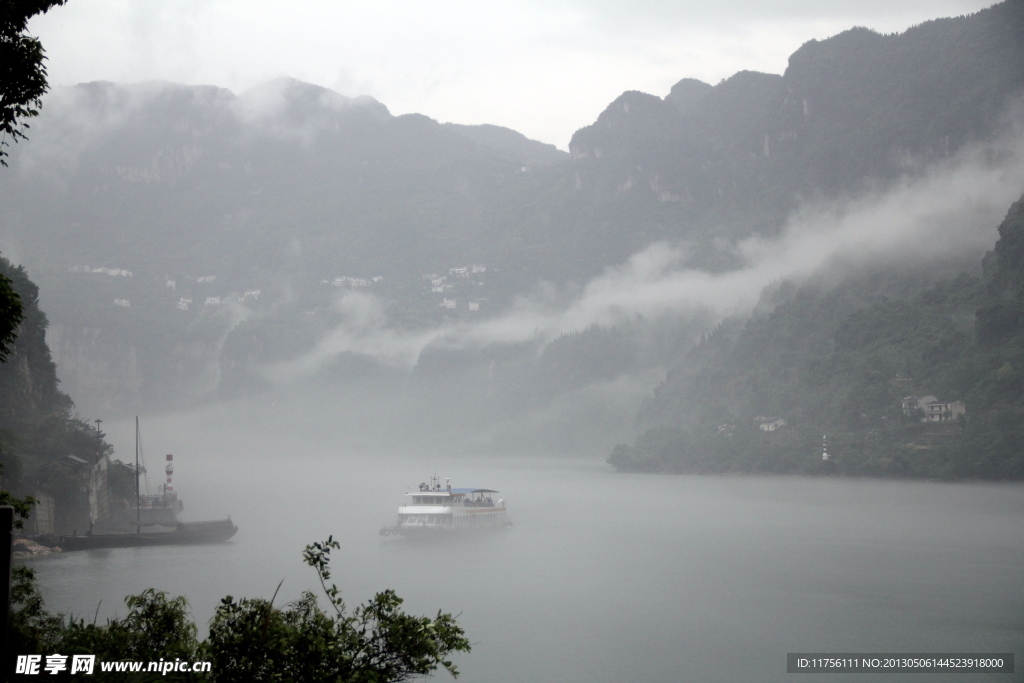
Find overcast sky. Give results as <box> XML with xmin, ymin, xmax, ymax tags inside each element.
<box><xmin>29</xmin><ymin>0</ymin><xmax>994</xmax><ymax>149</ymax></box>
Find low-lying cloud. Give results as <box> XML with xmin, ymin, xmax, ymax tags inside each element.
<box><xmin>264</xmin><ymin>126</ymin><xmax>1024</xmax><ymax>383</ymax></box>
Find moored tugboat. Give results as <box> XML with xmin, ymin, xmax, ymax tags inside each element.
<box><xmin>33</xmin><ymin>418</ymin><xmax>239</xmax><ymax>552</ymax></box>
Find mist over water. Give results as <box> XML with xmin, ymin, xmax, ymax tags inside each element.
<box><xmin>27</xmin><ymin>400</ymin><xmax>1024</xmax><ymax>683</ymax></box>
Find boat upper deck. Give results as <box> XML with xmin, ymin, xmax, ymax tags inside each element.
<box><xmin>405</xmin><ymin>479</ymin><xmax>500</xmax><ymax>508</ymax></box>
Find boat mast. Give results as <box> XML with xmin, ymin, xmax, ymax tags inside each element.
<box><xmin>135</xmin><ymin>416</ymin><xmax>141</xmax><ymax>533</ymax></box>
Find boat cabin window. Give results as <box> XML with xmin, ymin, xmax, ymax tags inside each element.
<box><xmin>400</xmin><ymin>514</ymin><xmax>452</xmax><ymax>526</ymax></box>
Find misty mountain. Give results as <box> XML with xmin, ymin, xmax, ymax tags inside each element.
<box><xmin>5</xmin><ymin>2</ymin><xmax>1021</xmax><ymax>290</ymax></box>
<box><xmin>0</xmin><ymin>1</ymin><xmax>1021</xmax><ymax>436</ymax></box>
<box><xmin>0</xmin><ymin>77</ymin><xmax>574</xmax><ymax>413</ymax></box>
<box><xmin>611</xmin><ymin>193</ymin><xmax>1024</xmax><ymax>478</ymax></box>
<box><xmin>564</xmin><ymin>1</ymin><xmax>1024</xmax><ymax>253</ymax></box>
<box><xmin>441</xmin><ymin>122</ymin><xmax>567</xmax><ymax>167</ymax></box>
<box><xmin>1</xmin><ymin>77</ymin><xmax>566</xmax><ymax>283</ymax></box>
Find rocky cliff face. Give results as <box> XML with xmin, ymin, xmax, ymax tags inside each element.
<box><xmin>46</xmin><ymin>320</ymin><xmax>232</xmax><ymax>417</ymax></box>
<box><xmin>0</xmin><ymin>257</ymin><xmax>114</xmax><ymax>512</ymax></box>
<box><xmin>0</xmin><ymin>259</ymin><xmax>70</xmax><ymax>427</ymax></box>
<box><xmin>568</xmin><ymin>1</ymin><xmax>1024</xmax><ymax>230</ymax></box>
<box><xmin>45</xmin><ymin>323</ymin><xmax>144</xmax><ymax>417</ymax></box>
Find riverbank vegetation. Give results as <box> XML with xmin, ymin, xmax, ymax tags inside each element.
<box><xmin>10</xmin><ymin>537</ymin><xmax>470</xmax><ymax>682</ymax></box>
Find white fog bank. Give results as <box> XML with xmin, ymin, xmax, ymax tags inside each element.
<box><xmin>264</xmin><ymin>126</ymin><xmax>1024</xmax><ymax>383</ymax></box>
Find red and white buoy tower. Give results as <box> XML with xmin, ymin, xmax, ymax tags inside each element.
<box><xmin>165</xmin><ymin>454</ymin><xmax>174</xmax><ymax>492</ymax></box>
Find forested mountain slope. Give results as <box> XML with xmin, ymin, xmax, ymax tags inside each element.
<box><xmin>0</xmin><ymin>256</ymin><xmax>111</xmax><ymax>498</ymax></box>
<box><xmin>611</xmin><ymin>194</ymin><xmax>1024</xmax><ymax>478</ymax></box>
<box><xmin>558</xmin><ymin>1</ymin><xmax>1024</xmax><ymax>278</ymax></box>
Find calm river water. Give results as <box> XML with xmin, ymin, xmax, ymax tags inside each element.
<box><xmin>26</xmin><ymin>404</ymin><xmax>1024</xmax><ymax>683</ymax></box>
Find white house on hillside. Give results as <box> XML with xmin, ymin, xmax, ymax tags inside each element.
<box><xmin>902</xmin><ymin>395</ymin><xmax>966</xmax><ymax>422</ymax></box>
<box><xmin>757</xmin><ymin>417</ymin><xmax>787</xmax><ymax>432</ymax></box>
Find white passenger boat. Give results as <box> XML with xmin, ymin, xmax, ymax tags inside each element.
<box><xmin>380</xmin><ymin>475</ymin><xmax>510</xmax><ymax>537</ymax></box>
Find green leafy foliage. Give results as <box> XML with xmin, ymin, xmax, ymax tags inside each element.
<box><xmin>0</xmin><ymin>0</ymin><xmax>68</xmax><ymax>165</ymax></box>
<box><xmin>9</xmin><ymin>538</ymin><xmax>471</xmax><ymax>682</ymax></box>
<box><xmin>0</xmin><ymin>255</ymin><xmax>114</xmax><ymax>531</ymax></box>
<box><xmin>0</xmin><ymin>268</ymin><xmax>22</xmax><ymax>361</ymax></box>
<box><xmin>0</xmin><ymin>483</ymin><xmax>33</xmax><ymax>528</ymax></box>
<box><xmin>48</xmin><ymin>590</ymin><xmax>201</xmax><ymax>682</ymax></box>
<box><xmin>209</xmin><ymin>536</ymin><xmax>469</xmax><ymax>682</ymax></box>
<box><xmin>9</xmin><ymin>565</ymin><xmax>65</xmax><ymax>661</ymax></box>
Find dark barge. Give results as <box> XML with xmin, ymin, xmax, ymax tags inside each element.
<box><xmin>55</xmin><ymin>518</ymin><xmax>238</xmax><ymax>552</ymax></box>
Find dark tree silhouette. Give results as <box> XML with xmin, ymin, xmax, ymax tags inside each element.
<box><xmin>0</xmin><ymin>0</ymin><xmax>67</xmax><ymax>166</ymax></box>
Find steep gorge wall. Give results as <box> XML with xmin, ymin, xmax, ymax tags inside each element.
<box><xmin>46</xmin><ymin>322</ymin><xmax>225</xmax><ymax>418</ymax></box>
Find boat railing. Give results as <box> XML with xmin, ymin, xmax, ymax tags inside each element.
<box><xmin>135</xmin><ymin>493</ymin><xmax>178</xmax><ymax>510</ymax></box>
<box><xmin>405</xmin><ymin>500</ymin><xmax>496</xmax><ymax>508</ymax></box>
<box><xmin>462</xmin><ymin>498</ymin><xmax>496</xmax><ymax>508</ymax></box>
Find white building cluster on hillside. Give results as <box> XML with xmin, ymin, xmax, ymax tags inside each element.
<box><xmin>72</xmin><ymin>266</ymin><xmax>133</xmax><ymax>277</ymax></box>
<box><xmin>324</xmin><ymin>276</ymin><xmax>381</xmax><ymax>288</ymax></box>
<box><xmin>426</xmin><ymin>265</ymin><xmax>487</xmax><ymax>307</ymax></box>
<box><xmin>69</xmin><ymin>263</ymin><xmax>268</xmax><ymax>314</ymax></box>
